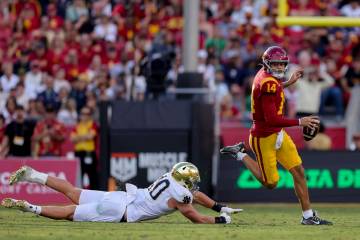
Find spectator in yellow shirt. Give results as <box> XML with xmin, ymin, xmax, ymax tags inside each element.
<box><xmin>70</xmin><ymin>107</ymin><xmax>98</xmax><ymax>189</ymax></box>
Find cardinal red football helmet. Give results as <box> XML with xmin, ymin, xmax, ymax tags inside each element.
<box><xmin>262</xmin><ymin>46</ymin><xmax>289</xmax><ymax>79</ymax></box>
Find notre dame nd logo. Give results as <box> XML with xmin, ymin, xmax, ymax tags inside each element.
<box><xmin>182</xmin><ymin>196</ymin><xmax>191</xmax><ymax>204</ymax></box>
<box><xmin>110</xmin><ymin>153</ymin><xmax>137</xmax><ymax>182</ymax></box>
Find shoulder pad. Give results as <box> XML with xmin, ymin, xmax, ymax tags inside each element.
<box><xmin>171</xmin><ymin>182</ymin><xmax>193</xmax><ymax>204</ymax></box>
<box><xmin>260</xmin><ymin>77</ymin><xmax>279</xmax><ymax>94</ymax></box>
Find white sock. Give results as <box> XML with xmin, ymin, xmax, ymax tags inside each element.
<box><xmin>236</xmin><ymin>152</ymin><xmax>247</xmax><ymax>161</ymax></box>
<box><xmin>27</xmin><ymin>204</ymin><xmax>42</xmax><ymax>215</ymax></box>
<box><xmin>23</xmin><ymin>202</ymin><xmax>42</xmax><ymax>215</ymax></box>
<box><xmin>29</xmin><ymin>169</ymin><xmax>48</xmax><ymax>185</ymax></box>
<box><xmin>303</xmin><ymin>209</ymin><xmax>313</xmax><ymax>219</ymax></box>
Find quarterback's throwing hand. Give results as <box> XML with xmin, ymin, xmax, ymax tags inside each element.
<box><xmin>283</xmin><ymin>68</ymin><xmax>303</xmax><ymax>88</ymax></box>
<box><xmin>290</xmin><ymin>68</ymin><xmax>303</xmax><ymax>81</ymax></box>
<box><xmin>221</xmin><ymin>206</ymin><xmax>243</xmax><ymax>214</ymax></box>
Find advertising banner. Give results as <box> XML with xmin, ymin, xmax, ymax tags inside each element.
<box><xmin>215</xmin><ymin>151</ymin><xmax>360</xmax><ymax>202</ymax></box>
<box><xmin>0</xmin><ymin>158</ymin><xmax>80</xmax><ymax>204</ymax></box>
<box><xmin>106</xmin><ymin>101</ymin><xmax>215</xmax><ymax>194</ymax></box>
<box><xmin>110</xmin><ymin>131</ymin><xmax>190</xmax><ymax>188</ymax></box>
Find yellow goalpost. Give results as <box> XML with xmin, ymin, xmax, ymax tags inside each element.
<box><xmin>276</xmin><ymin>0</ymin><xmax>360</xmax><ymax>27</ymax></box>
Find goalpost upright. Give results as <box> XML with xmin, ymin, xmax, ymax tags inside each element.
<box><xmin>276</xmin><ymin>0</ymin><xmax>360</xmax><ymax>27</ymax></box>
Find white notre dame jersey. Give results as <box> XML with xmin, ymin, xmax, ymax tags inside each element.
<box><xmin>126</xmin><ymin>173</ymin><xmax>193</xmax><ymax>222</ymax></box>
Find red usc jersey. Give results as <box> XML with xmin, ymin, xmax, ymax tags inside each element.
<box><xmin>250</xmin><ymin>68</ymin><xmax>299</xmax><ymax>137</ymax></box>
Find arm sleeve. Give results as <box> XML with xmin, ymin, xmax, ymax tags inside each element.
<box><xmin>262</xmin><ymin>94</ymin><xmax>299</xmax><ymax>127</ymax></box>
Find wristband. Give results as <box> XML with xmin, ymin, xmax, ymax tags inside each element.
<box><xmin>211</xmin><ymin>202</ymin><xmax>225</xmax><ymax>212</ymax></box>
<box><xmin>215</xmin><ymin>216</ymin><xmax>226</xmax><ymax>224</ymax></box>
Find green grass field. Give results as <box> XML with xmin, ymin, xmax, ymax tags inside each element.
<box><xmin>1</xmin><ymin>203</ymin><xmax>359</xmax><ymax>240</ymax></box>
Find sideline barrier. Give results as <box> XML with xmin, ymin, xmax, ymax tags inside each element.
<box><xmin>0</xmin><ymin>158</ymin><xmax>80</xmax><ymax>204</ymax></box>
<box><xmin>215</xmin><ymin>151</ymin><xmax>360</xmax><ymax>202</ymax></box>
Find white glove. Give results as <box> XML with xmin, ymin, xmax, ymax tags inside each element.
<box><xmin>220</xmin><ymin>206</ymin><xmax>243</xmax><ymax>214</ymax></box>
<box><xmin>220</xmin><ymin>212</ymin><xmax>231</xmax><ymax>224</ymax></box>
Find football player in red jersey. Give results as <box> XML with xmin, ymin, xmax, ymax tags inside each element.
<box><xmin>221</xmin><ymin>46</ymin><xmax>332</xmax><ymax>225</ymax></box>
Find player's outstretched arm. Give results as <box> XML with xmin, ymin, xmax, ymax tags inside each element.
<box><xmin>170</xmin><ymin>198</ymin><xmax>230</xmax><ymax>224</ymax></box>
<box><xmin>193</xmin><ymin>191</ymin><xmax>243</xmax><ymax>214</ymax></box>
<box><xmin>193</xmin><ymin>191</ymin><xmax>215</xmax><ymax>208</ymax></box>
<box><xmin>282</xmin><ymin>68</ymin><xmax>303</xmax><ymax>88</ymax></box>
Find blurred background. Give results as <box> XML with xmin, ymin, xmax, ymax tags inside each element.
<box><xmin>0</xmin><ymin>0</ymin><xmax>359</xmax><ymax>204</ymax></box>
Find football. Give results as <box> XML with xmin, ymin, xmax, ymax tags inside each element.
<box><xmin>303</xmin><ymin>124</ymin><xmax>320</xmax><ymax>141</ymax></box>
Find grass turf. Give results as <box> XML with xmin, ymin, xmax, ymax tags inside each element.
<box><xmin>1</xmin><ymin>203</ymin><xmax>359</xmax><ymax>240</ymax></box>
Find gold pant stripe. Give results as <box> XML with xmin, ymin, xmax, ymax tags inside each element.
<box><xmin>256</xmin><ymin>136</ymin><xmax>268</xmax><ymax>183</ymax></box>
<box><xmin>250</xmin><ymin>135</ymin><xmax>267</xmax><ymax>183</ymax></box>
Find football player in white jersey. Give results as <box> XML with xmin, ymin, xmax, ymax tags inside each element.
<box><xmin>2</xmin><ymin>162</ymin><xmax>242</xmax><ymax>224</ymax></box>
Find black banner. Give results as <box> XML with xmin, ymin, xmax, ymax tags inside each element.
<box><xmin>110</xmin><ymin>101</ymin><xmax>192</xmax><ymax>130</ymax></box>
<box><xmin>216</xmin><ymin>151</ymin><xmax>360</xmax><ymax>202</ymax></box>
<box><xmin>107</xmin><ymin>101</ymin><xmax>215</xmax><ymax>194</ymax></box>
<box><xmin>110</xmin><ymin>131</ymin><xmax>190</xmax><ymax>188</ymax></box>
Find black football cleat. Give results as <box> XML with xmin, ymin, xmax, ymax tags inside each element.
<box><xmin>301</xmin><ymin>211</ymin><xmax>333</xmax><ymax>225</ymax></box>
<box><xmin>220</xmin><ymin>142</ymin><xmax>247</xmax><ymax>159</ymax></box>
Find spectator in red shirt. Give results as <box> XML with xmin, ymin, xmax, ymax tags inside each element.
<box><xmin>77</xmin><ymin>34</ymin><xmax>94</xmax><ymax>71</ymax></box>
<box><xmin>19</xmin><ymin>3</ymin><xmax>41</xmax><ymax>33</ymax></box>
<box><xmin>289</xmin><ymin>0</ymin><xmax>320</xmax><ymax>16</ymax></box>
<box><xmin>32</xmin><ymin>104</ymin><xmax>65</xmax><ymax>158</ymax></box>
<box><xmin>49</xmin><ymin>35</ymin><xmax>67</xmax><ymax>68</ymax></box>
<box><xmin>47</xmin><ymin>3</ymin><xmax>64</xmax><ymax>30</ymax></box>
<box><xmin>63</xmin><ymin>49</ymin><xmax>80</xmax><ymax>82</ymax></box>
<box><xmin>13</xmin><ymin>0</ymin><xmax>41</xmax><ymax>19</ymax></box>
<box><xmin>29</xmin><ymin>41</ymin><xmax>52</xmax><ymax>73</ymax></box>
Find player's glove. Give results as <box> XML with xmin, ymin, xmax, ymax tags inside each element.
<box><xmin>220</xmin><ymin>206</ymin><xmax>243</xmax><ymax>214</ymax></box>
<box><xmin>215</xmin><ymin>212</ymin><xmax>231</xmax><ymax>224</ymax></box>
<box><xmin>212</xmin><ymin>202</ymin><xmax>243</xmax><ymax>214</ymax></box>
<box><xmin>221</xmin><ymin>212</ymin><xmax>231</xmax><ymax>224</ymax></box>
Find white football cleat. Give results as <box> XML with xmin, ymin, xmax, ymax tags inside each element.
<box><xmin>1</xmin><ymin>198</ymin><xmax>29</xmax><ymax>212</ymax></box>
<box><xmin>9</xmin><ymin>166</ymin><xmax>34</xmax><ymax>185</ymax></box>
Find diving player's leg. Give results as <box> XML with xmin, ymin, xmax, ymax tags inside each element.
<box><xmin>2</xmin><ymin>192</ymin><xmax>127</xmax><ymax>222</ymax></box>
<box><xmin>41</xmin><ymin>205</ymin><xmax>77</xmax><ymax>220</ymax></box>
<box><xmin>46</xmin><ymin>176</ymin><xmax>82</xmax><ymax>204</ymax></box>
<box><xmin>45</xmin><ymin>177</ymin><xmax>106</xmax><ymax>205</ymax></box>
<box><xmin>39</xmin><ymin>175</ymin><xmax>106</xmax><ymax>206</ymax></box>
<box><xmin>1</xmin><ymin>198</ymin><xmax>76</xmax><ymax>220</ymax></box>
<box><xmin>9</xmin><ymin>166</ymin><xmax>82</xmax><ymax>204</ymax></box>
<box><xmin>73</xmin><ymin>192</ymin><xmax>127</xmax><ymax>222</ymax></box>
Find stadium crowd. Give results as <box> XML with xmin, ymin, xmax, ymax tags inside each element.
<box><xmin>0</xmin><ymin>0</ymin><xmax>360</xmax><ymax>161</ymax></box>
